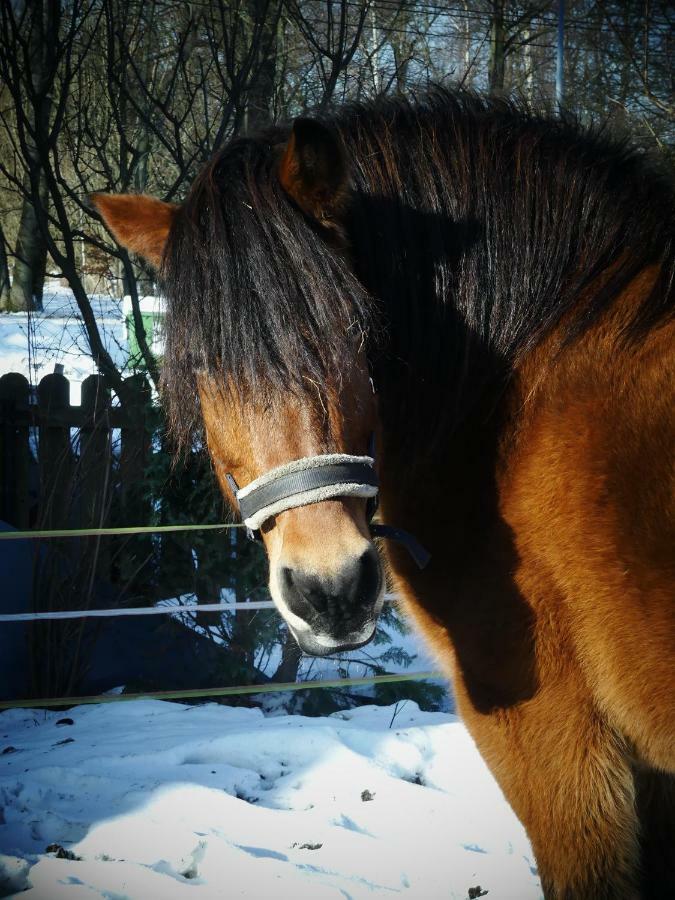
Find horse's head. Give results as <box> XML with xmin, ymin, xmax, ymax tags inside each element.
<box><xmin>92</xmin><ymin>118</ymin><xmax>386</xmax><ymax>655</ymax></box>
<box><xmin>195</xmin><ymin>358</ymin><xmax>384</xmax><ymax>657</ymax></box>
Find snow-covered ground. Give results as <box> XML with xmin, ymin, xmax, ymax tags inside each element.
<box><xmin>0</xmin><ymin>284</ymin><xmax>152</xmax><ymax>404</ymax></box>
<box><xmin>0</xmin><ymin>700</ymin><xmax>541</xmax><ymax>899</ymax></box>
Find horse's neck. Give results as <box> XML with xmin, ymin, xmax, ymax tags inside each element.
<box><xmin>374</xmin><ymin>263</ymin><xmax>671</xmax><ymax>564</ymax></box>
<box><xmin>374</xmin><ymin>352</ymin><xmax>509</xmax><ymax>575</ymax></box>
<box><xmin>372</xmin><ymin>295</ymin><xmax>510</xmax><ymax>484</ymax></box>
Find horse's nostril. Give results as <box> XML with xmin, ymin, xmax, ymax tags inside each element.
<box><xmin>355</xmin><ymin>548</ymin><xmax>380</xmax><ymax>604</ymax></box>
<box><xmin>281</xmin><ymin>550</ymin><xmax>381</xmax><ymax>622</ymax></box>
<box><xmin>283</xmin><ymin>566</ymin><xmax>327</xmax><ymax>615</ymax></box>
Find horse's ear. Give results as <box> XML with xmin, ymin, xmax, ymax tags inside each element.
<box><xmin>90</xmin><ymin>193</ymin><xmax>178</xmax><ymax>268</ymax></box>
<box><xmin>278</xmin><ymin>118</ymin><xmax>348</xmax><ymax>221</ymax></box>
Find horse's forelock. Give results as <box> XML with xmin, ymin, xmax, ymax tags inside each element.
<box><xmin>160</xmin><ymin>131</ymin><xmax>373</xmax><ymax>455</ymax></box>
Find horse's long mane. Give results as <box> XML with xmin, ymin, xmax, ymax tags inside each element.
<box><xmin>162</xmin><ymin>88</ymin><xmax>674</xmax><ymax>451</ymax></box>
<box><xmin>162</xmin><ymin>121</ymin><xmax>372</xmax><ymax>452</ymax></box>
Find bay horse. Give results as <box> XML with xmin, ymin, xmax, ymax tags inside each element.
<box><xmin>93</xmin><ymin>89</ymin><xmax>674</xmax><ymax>899</ymax></box>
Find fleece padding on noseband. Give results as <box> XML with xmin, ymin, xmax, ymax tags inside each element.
<box><xmin>234</xmin><ymin>454</ymin><xmax>378</xmax><ymax>531</ymax></box>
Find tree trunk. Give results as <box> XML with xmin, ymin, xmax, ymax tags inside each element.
<box><xmin>488</xmin><ymin>0</ymin><xmax>506</xmax><ymax>94</ymax></box>
<box><xmin>462</xmin><ymin>0</ymin><xmax>473</xmax><ymax>86</ymax></box>
<box><xmin>130</xmin><ymin>3</ymin><xmax>156</xmax><ymax>298</ymax></box>
<box><xmin>523</xmin><ymin>26</ymin><xmax>534</xmax><ymax>102</ymax></box>
<box><xmin>272</xmin><ymin>628</ymin><xmax>302</xmax><ymax>683</ymax></box>
<box><xmin>390</xmin><ymin>5</ymin><xmax>413</xmax><ymax>94</ymax></box>
<box><xmin>9</xmin><ymin>173</ymin><xmax>48</xmax><ymax>312</ymax></box>
<box><xmin>246</xmin><ymin>0</ymin><xmax>278</xmax><ymax>131</ymax></box>
<box><xmin>0</xmin><ymin>223</ymin><xmax>10</xmax><ymax>311</ymax></box>
<box><xmin>370</xmin><ymin>2</ymin><xmax>381</xmax><ymax>94</ymax></box>
<box><xmin>8</xmin><ymin>0</ymin><xmax>55</xmax><ymax>312</ymax></box>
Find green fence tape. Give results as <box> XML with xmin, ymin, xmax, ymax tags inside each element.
<box><xmin>0</xmin><ymin>523</ymin><xmax>242</xmax><ymax>540</ymax></box>
<box><xmin>0</xmin><ymin>671</ymin><xmax>445</xmax><ymax>710</ymax></box>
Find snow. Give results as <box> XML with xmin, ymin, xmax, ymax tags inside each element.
<box><xmin>0</xmin><ymin>284</ymin><xmax>142</xmax><ymax>404</ymax></box>
<box><xmin>0</xmin><ymin>699</ymin><xmax>541</xmax><ymax>898</ymax></box>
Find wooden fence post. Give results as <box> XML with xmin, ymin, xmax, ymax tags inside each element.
<box><xmin>0</xmin><ymin>373</ymin><xmax>31</xmax><ymax>528</ymax></box>
<box><xmin>37</xmin><ymin>373</ymin><xmax>73</xmax><ymax>530</ymax></box>
<box><xmin>119</xmin><ymin>374</ymin><xmax>152</xmax><ymax>585</ymax></box>
<box><xmin>80</xmin><ymin>374</ymin><xmax>112</xmax><ymax>578</ymax></box>
<box><xmin>30</xmin><ymin>373</ymin><xmax>74</xmax><ymax>698</ymax></box>
<box><xmin>80</xmin><ymin>374</ymin><xmax>112</xmax><ymax>525</ymax></box>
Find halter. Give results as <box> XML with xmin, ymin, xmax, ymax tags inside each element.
<box><xmin>226</xmin><ymin>451</ymin><xmax>430</xmax><ymax>569</ymax></box>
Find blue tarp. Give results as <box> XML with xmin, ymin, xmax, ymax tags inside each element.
<box><xmin>0</xmin><ymin>521</ymin><xmax>32</xmax><ymax>697</ymax></box>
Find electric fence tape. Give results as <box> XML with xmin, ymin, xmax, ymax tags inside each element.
<box><xmin>0</xmin><ymin>523</ymin><xmax>445</xmax><ymax>709</ymax></box>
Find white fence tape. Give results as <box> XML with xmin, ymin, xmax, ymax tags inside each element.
<box><xmin>0</xmin><ymin>593</ymin><xmax>400</xmax><ymax>623</ymax></box>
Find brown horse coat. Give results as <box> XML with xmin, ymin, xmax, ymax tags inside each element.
<box><xmin>382</xmin><ymin>267</ymin><xmax>674</xmax><ymax>898</ymax></box>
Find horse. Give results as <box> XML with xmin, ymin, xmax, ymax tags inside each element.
<box><xmin>92</xmin><ymin>88</ymin><xmax>674</xmax><ymax>899</ymax></box>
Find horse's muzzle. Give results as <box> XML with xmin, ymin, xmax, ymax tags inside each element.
<box><xmin>278</xmin><ymin>546</ymin><xmax>384</xmax><ymax>655</ymax></box>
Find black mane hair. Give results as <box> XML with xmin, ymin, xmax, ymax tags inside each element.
<box><xmin>162</xmin><ymin>87</ymin><xmax>674</xmax><ymax>452</ymax></box>
<box><xmin>162</xmin><ymin>123</ymin><xmax>372</xmax><ymax>452</ymax></box>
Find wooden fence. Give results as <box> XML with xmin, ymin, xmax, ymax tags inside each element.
<box><xmin>0</xmin><ymin>371</ymin><xmax>151</xmax><ymax>547</ymax></box>
<box><xmin>0</xmin><ymin>371</ymin><xmax>158</xmax><ymax>698</ymax></box>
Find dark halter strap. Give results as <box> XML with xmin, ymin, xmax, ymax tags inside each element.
<box><xmin>369</xmin><ymin>523</ymin><xmax>431</xmax><ymax>570</ymax></box>
<box><xmin>226</xmin><ymin>448</ymin><xmax>430</xmax><ymax>570</ymax></box>
<box><xmin>234</xmin><ymin>461</ymin><xmax>378</xmax><ymax>527</ymax></box>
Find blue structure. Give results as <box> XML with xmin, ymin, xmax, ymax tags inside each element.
<box><xmin>0</xmin><ymin>521</ymin><xmax>33</xmax><ymax>698</ymax></box>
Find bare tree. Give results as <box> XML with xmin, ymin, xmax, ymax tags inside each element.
<box><xmin>287</xmin><ymin>1</ymin><xmax>371</xmax><ymax>109</ymax></box>
<box><xmin>3</xmin><ymin>1</ymin><xmax>56</xmax><ymax>312</ymax></box>
<box><xmin>592</xmin><ymin>0</ymin><xmax>674</xmax><ymax>150</ymax></box>
<box><xmin>0</xmin><ymin>0</ymin><xmax>131</xmax><ymax>388</ymax></box>
<box><xmin>0</xmin><ymin>223</ymin><xmax>10</xmax><ymax>309</ymax></box>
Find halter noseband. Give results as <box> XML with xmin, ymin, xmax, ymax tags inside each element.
<box><xmin>227</xmin><ymin>454</ymin><xmax>378</xmax><ymax>532</ymax></box>
<box><xmin>226</xmin><ymin>453</ymin><xmax>430</xmax><ymax>569</ymax></box>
